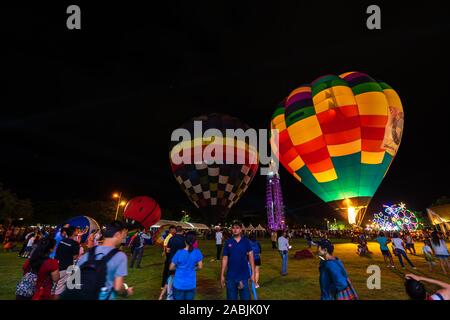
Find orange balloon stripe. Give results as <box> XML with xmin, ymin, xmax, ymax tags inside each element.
<box><xmin>293</xmin><ymin>135</ymin><xmax>326</xmax><ymax>154</ymax></box>
<box><xmin>298</xmin><ymin>146</ymin><xmax>330</xmax><ymax>166</ymax></box>
<box><xmin>361</xmin><ymin>139</ymin><xmax>385</xmax><ymax>152</ymax></box>
<box><xmin>318</xmin><ymin>113</ymin><xmax>360</xmax><ymax>134</ymax></box>
<box><xmin>306</xmin><ymin>157</ymin><xmax>335</xmax><ymax>173</ymax></box>
<box><xmin>324</xmin><ymin>127</ymin><xmax>361</xmax><ymax>145</ymax></box>
<box><xmin>282</xmin><ymin>146</ymin><xmax>302</xmax><ymax>165</ymax></box>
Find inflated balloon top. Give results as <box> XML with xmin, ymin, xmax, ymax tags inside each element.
<box><xmin>123</xmin><ymin>196</ymin><xmax>161</xmax><ymax>229</ymax></box>
<box><xmin>64</xmin><ymin>215</ymin><xmax>100</xmax><ymax>243</ymax></box>
<box><xmin>169</xmin><ymin>113</ymin><xmax>259</xmax><ymax>223</ymax></box>
<box><xmin>270</xmin><ymin>72</ymin><xmax>404</xmax><ymax>225</ymax></box>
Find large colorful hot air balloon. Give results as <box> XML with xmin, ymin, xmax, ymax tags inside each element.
<box><xmin>64</xmin><ymin>215</ymin><xmax>100</xmax><ymax>243</ymax></box>
<box><xmin>123</xmin><ymin>196</ymin><xmax>162</xmax><ymax>229</ymax></box>
<box><xmin>270</xmin><ymin>72</ymin><xmax>404</xmax><ymax>225</ymax></box>
<box><xmin>169</xmin><ymin>113</ymin><xmax>259</xmax><ymax>224</ymax></box>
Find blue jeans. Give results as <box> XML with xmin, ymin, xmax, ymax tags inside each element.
<box><xmin>279</xmin><ymin>250</ymin><xmax>288</xmax><ymax>274</ymax></box>
<box><xmin>395</xmin><ymin>249</ymin><xmax>414</xmax><ymax>268</ymax></box>
<box><xmin>130</xmin><ymin>247</ymin><xmax>144</xmax><ymax>268</ymax></box>
<box><xmin>173</xmin><ymin>287</ymin><xmax>196</xmax><ymax>300</ymax></box>
<box><xmin>226</xmin><ymin>279</ymin><xmax>250</xmax><ymax>300</ymax></box>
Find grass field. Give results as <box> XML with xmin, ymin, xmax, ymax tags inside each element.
<box><xmin>1</xmin><ymin>239</ymin><xmax>449</xmax><ymax>300</ymax></box>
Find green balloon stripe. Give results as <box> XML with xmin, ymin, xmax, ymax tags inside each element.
<box><xmin>351</xmin><ymin>82</ymin><xmax>383</xmax><ymax>95</ymax></box>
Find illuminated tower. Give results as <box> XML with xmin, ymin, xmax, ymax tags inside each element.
<box><xmin>266</xmin><ymin>160</ymin><xmax>286</xmax><ymax>231</ymax></box>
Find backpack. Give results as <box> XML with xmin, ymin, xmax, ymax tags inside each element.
<box><xmin>60</xmin><ymin>246</ymin><xmax>119</xmax><ymax>300</ymax></box>
<box><xmin>130</xmin><ymin>233</ymin><xmax>141</xmax><ymax>250</ymax></box>
<box><xmin>16</xmin><ymin>272</ymin><xmax>38</xmax><ymax>298</ymax></box>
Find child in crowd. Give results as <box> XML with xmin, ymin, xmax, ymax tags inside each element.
<box><xmin>159</xmin><ymin>270</ymin><xmax>174</xmax><ymax>300</ymax></box>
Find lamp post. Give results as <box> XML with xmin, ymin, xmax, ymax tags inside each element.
<box><xmin>113</xmin><ymin>192</ymin><xmax>126</xmax><ymax>220</ymax></box>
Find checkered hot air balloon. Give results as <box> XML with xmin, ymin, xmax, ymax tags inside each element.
<box><xmin>270</xmin><ymin>72</ymin><xmax>404</xmax><ymax>226</ymax></box>
<box><xmin>169</xmin><ymin>113</ymin><xmax>259</xmax><ymax>224</ymax></box>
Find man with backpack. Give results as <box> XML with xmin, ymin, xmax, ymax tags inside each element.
<box><xmin>61</xmin><ymin>221</ymin><xmax>133</xmax><ymax>300</ymax></box>
<box><xmin>129</xmin><ymin>227</ymin><xmax>152</xmax><ymax>269</ymax></box>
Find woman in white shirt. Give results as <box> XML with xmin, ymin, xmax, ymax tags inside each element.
<box><xmin>430</xmin><ymin>231</ymin><xmax>450</xmax><ymax>275</ymax></box>
<box><xmin>391</xmin><ymin>233</ymin><xmax>416</xmax><ymax>269</ymax></box>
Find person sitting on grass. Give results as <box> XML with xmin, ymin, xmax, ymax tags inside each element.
<box><xmin>317</xmin><ymin>239</ymin><xmax>358</xmax><ymax>300</ymax></box>
<box><xmin>405</xmin><ymin>274</ymin><xmax>450</xmax><ymax>300</ymax></box>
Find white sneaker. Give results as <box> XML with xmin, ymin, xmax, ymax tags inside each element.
<box><xmin>255</xmin><ymin>283</ymin><xmax>260</xmax><ymax>289</ymax></box>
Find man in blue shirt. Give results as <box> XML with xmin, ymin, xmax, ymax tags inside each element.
<box><xmin>76</xmin><ymin>221</ymin><xmax>133</xmax><ymax>300</ymax></box>
<box><xmin>220</xmin><ymin>220</ymin><xmax>255</xmax><ymax>300</ymax></box>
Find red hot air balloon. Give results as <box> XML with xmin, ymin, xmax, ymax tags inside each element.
<box><xmin>123</xmin><ymin>196</ymin><xmax>161</xmax><ymax>229</ymax></box>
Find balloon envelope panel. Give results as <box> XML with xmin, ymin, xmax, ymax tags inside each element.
<box><xmin>169</xmin><ymin>113</ymin><xmax>259</xmax><ymax>223</ymax></box>
<box><xmin>271</xmin><ymin>72</ymin><xmax>404</xmax><ymax>209</ymax></box>
<box><xmin>65</xmin><ymin>215</ymin><xmax>100</xmax><ymax>243</ymax></box>
<box><xmin>123</xmin><ymin>196</ymin><xmax>161</xmax><ymax>229</ymax></box>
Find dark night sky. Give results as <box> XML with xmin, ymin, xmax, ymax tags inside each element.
<box><xmin>1</xmin><ymin>2</ymin><xmax>449</xmax><ymax>222</ymax></box>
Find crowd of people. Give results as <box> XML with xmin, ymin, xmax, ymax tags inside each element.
<box><xmin>4</xmin><ymin>220</ymin><xmax>450</xmax><ymax>301</ymax></box>
<box><xmin>375</xmin><ymin>230</ymin><xmax>450</xmax><ymax>274</ymax></box>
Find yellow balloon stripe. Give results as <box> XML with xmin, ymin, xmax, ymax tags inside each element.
<box><xmin>327</xmin><ymin>139</ymin><xmax>361</xmax><ymax>157</ymax></box>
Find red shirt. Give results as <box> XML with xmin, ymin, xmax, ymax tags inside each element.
<box><xmin>23</xmin><ymin>258</ymin><xmax>59</xmax><ymax>300</ymax></box>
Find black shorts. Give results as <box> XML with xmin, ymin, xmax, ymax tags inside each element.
<box><xmin>254</xmin><ymin>258</ymin><xmax>261</xmax><ymax>266</ymax></box>
<box><xmin>381</xmin><ymin>250</ymin><xmax>392</xmax><ymax>257</ymax></box>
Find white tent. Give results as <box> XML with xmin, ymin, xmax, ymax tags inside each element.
<box><xmin>427</xmin><ymin>208</ymin><xmax>450</xmax><ymax>235</ymax></box>
<box><xmin>150</xmin><ymin>219</ymin><xmax>210</xmax><ymax>230</ymax></box>
<box><xmin>255</xmin><ymin>224</ymin><xmax>266</xmax><ymax>231</ymax></box>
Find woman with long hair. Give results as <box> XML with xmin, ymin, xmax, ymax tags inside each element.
<box><xmin>19</xmin><ymin>237</ymin><xmax>60</xmax><ymax>300</ymax></box>
<box><xmin>430</xmin><ymin>231</ymin><xmax>450</xmax><ymax>275</ymax></box>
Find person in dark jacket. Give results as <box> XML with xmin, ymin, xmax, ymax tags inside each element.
<box><xmin>317</xmin><ymin>239</ymin><xmax>357</xmax><ymax>300</ymax></box>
